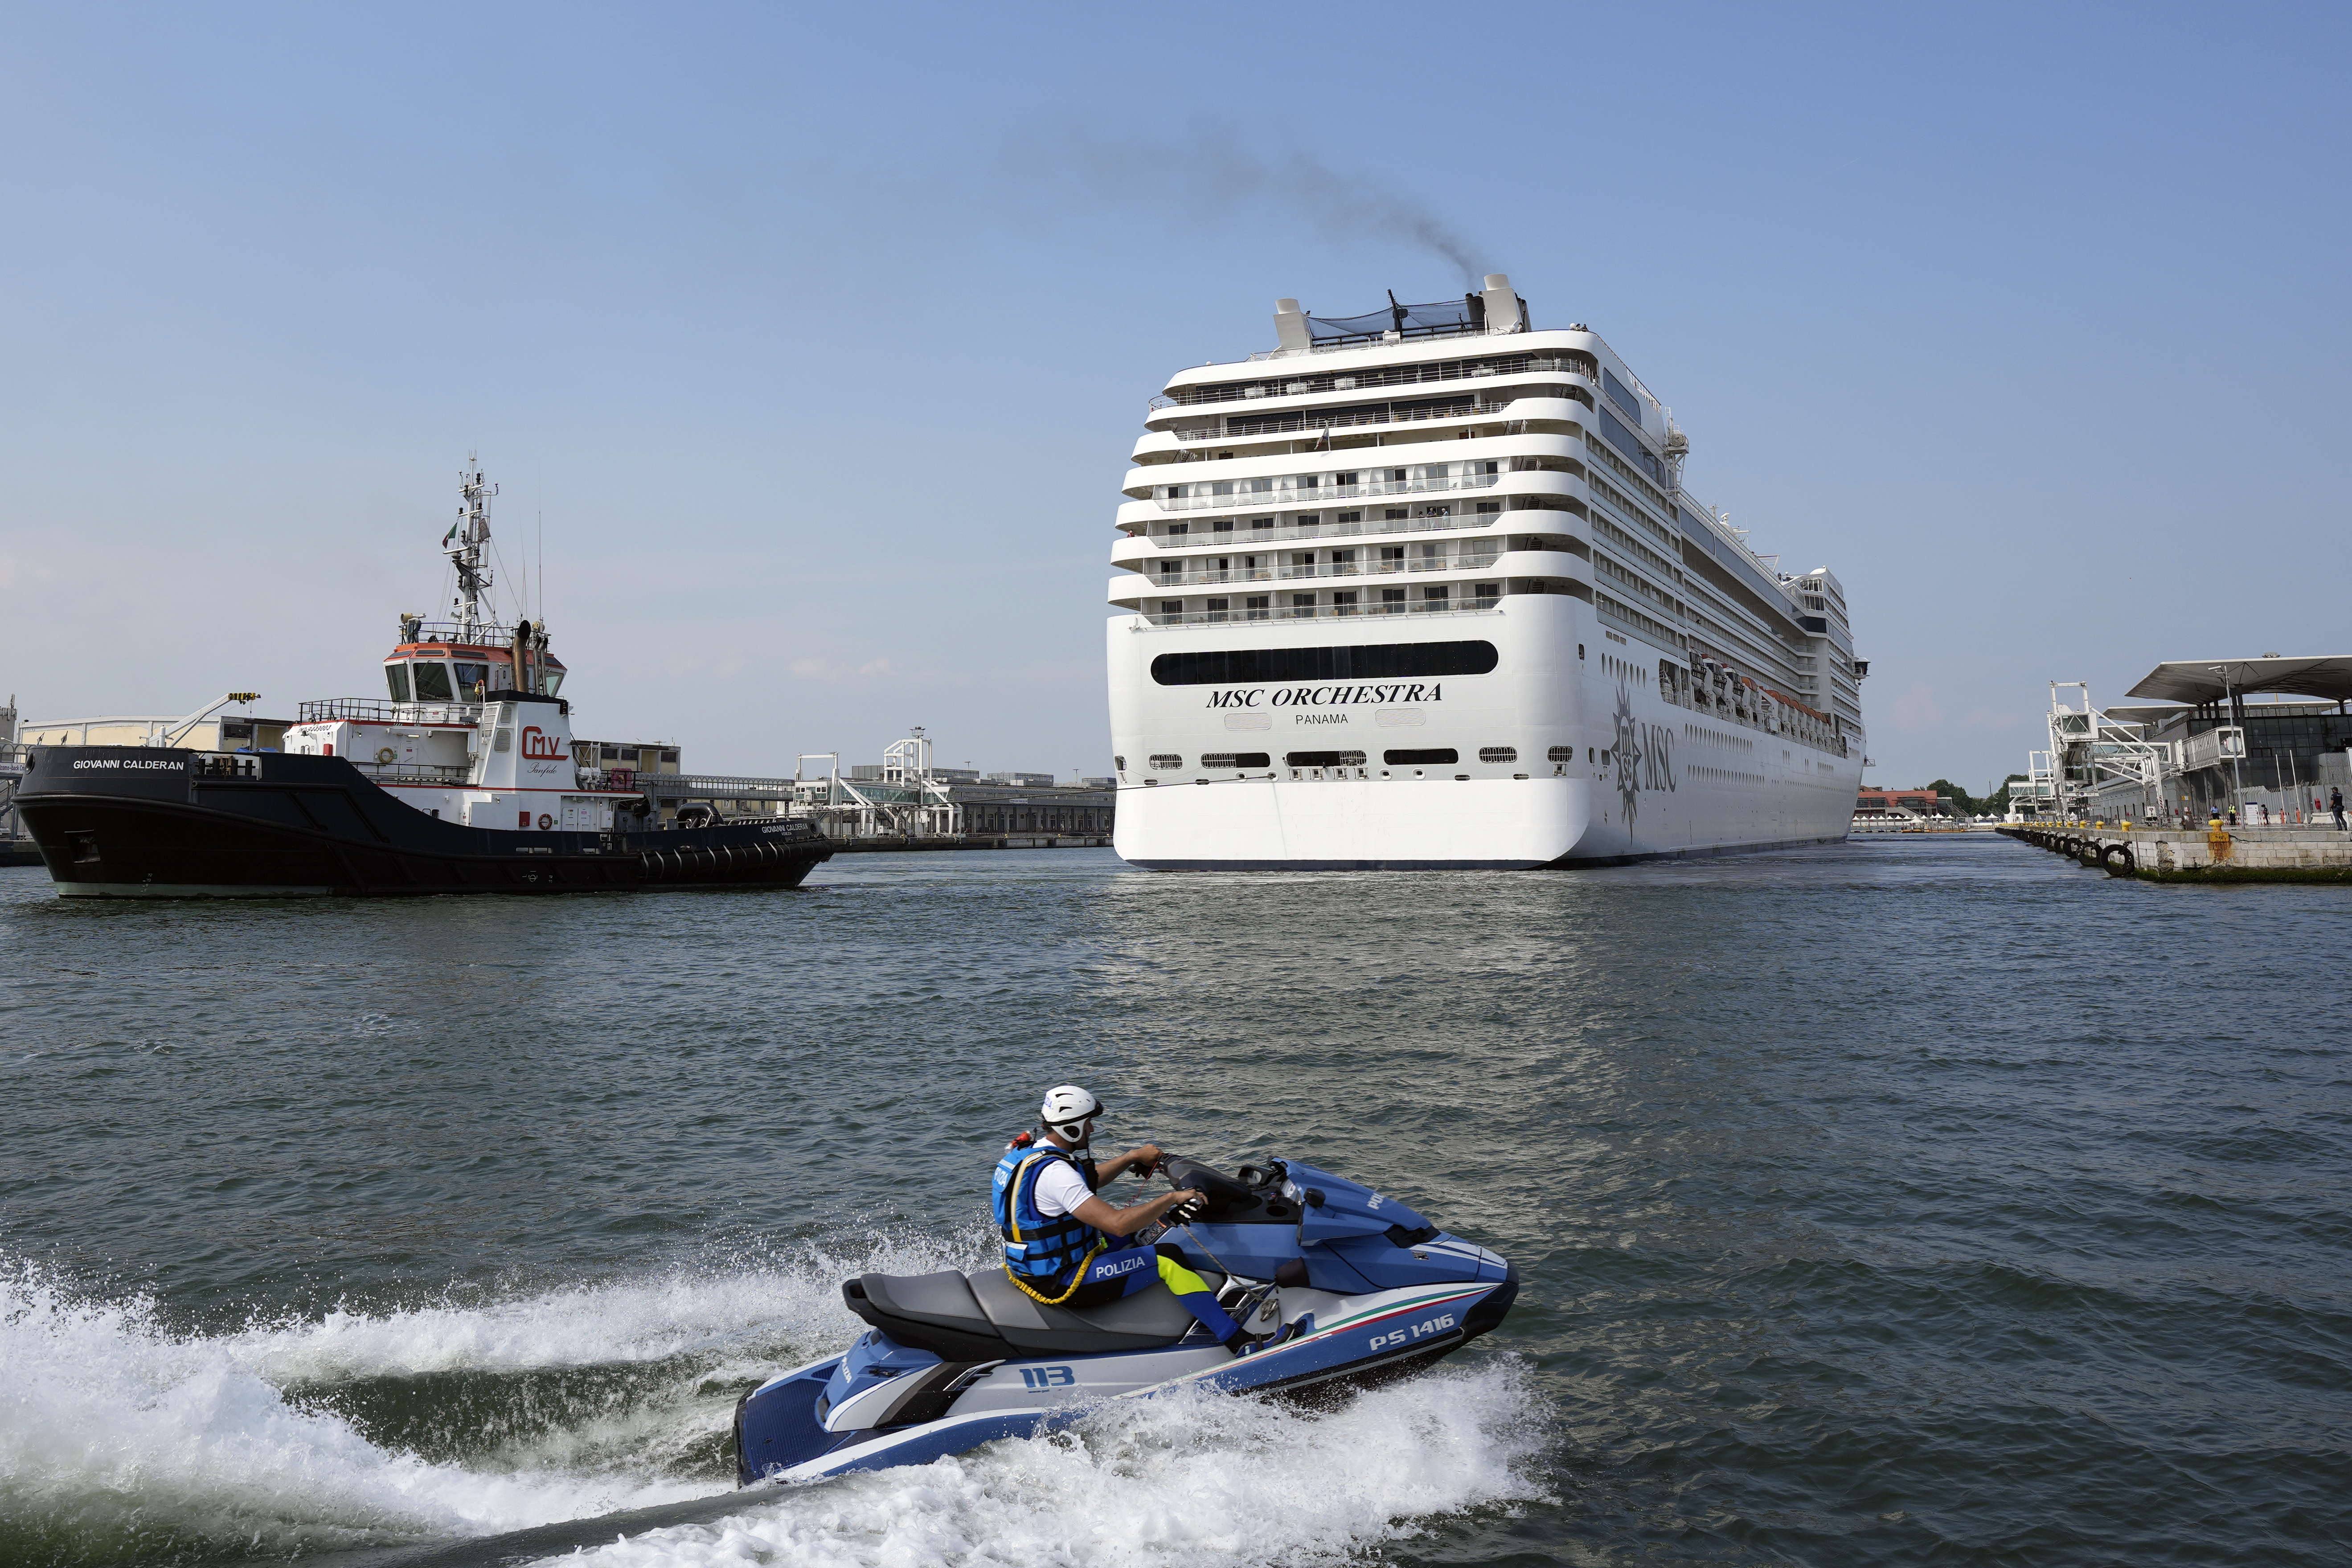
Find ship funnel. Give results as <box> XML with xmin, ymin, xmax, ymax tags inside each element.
<box><xmin>1273</xmin><ymin>297</ymin><xmax>1311</xmax><ymax>353</ymax></box>
<box><xmin>1479</xmin><ymin>274</ymin><xmax>1526</xmax><ymax>334</ymax></box>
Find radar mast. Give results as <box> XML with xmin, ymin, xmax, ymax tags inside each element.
<box><xmin>446</xmin><ymin>456</ymin><xmax>499</xmax><ymax>639</ymax></box>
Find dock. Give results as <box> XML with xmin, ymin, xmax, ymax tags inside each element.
<box><xmin>1999</xmin><ymin>823</ymin><xmax>2352</xmax><ymax>883</ymax></box>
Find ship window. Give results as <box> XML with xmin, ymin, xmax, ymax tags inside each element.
<box><xmin>542</xmin><ymin>670</ymin><xmax>564</xmax><ymax>696</ymax></box>
<box><xmin>1602</xmin><ymin>368</ymin><xmax>1643</xmax><ymax>423</ymax></box>
<box><xmin>384</xmin><ymin>663</ymin><xmax>411</xmax><ymax>702</ymax></box>
<box><xmin>1150</xmin><ymin>640</ymin><xmax>1498</xmax><ymax>686</ymax></box>
<box><xmin>1384</xmin><ymin>748</ymin><xmax>1459</xmax><ymax>766</ymax></box>
<box><xmin>1337</xmin><ymin>510</ymin><xmax>1361</xmax><ymax>524</ymax></box>
<box><xmin>454</xmin><ymin>663</ymin><xmax>489</xmax><ymax>697</ymax></box>
<box><xmin>1201</xmin><ymin>753</ymin><xmax>1270</xmax><ymax>768</ymax></box>
<box><xmin>1286</xmin><ymin>750</ymin><xmax>1366</xmax><ymax>767</ymax></box>
<box><xmin>412</xmin><ymin>662</ymin><xmax>454</xmax><ymax>700</ymax></box>
<box><xmin>1149</xmin><ymin>754</ymin><xmax>1183</xmax><ymax>770</ymax></box>
<box><xmin>1547</xmin><ymin>745</ymin><xmax>1574</xmax><ymax>762</ymax></box>
<box><xmin>1479</xmin><ymin>747</ymin><xmax>1517</xmax><ymax>764</ymax></box>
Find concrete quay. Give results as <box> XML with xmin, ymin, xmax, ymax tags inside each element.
<box><xmin>1999</xmin><ymin>823</ymin><xmax>2352</xmax><ymax>883</ymax></box>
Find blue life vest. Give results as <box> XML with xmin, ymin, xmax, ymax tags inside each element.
<box><xmin>994</xmin><ymin>1139</ymin><xmax>1103</xmax><ymax>1299</ymax></box>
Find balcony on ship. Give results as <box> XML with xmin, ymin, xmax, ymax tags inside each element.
<box><xmin>1147</xmin><ymin>351</ymin><xmax>1599</xmax><ymax>414</ymax></box>
<box><xmin>1137</xmin><ymin>585</ymin><xmax>1505</xmax><ymax>626</ymax></box>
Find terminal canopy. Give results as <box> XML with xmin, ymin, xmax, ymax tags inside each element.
<box><xmin>2126</xmin><ymin>655</ymin><xmax>2352</xmax><ymax>705</ymax></box>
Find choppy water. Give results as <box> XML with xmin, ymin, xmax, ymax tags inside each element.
<box><xmin>2</xmin><ymin>838</ymin><xmax>2346</xmax><ymax>1568</ymax></box>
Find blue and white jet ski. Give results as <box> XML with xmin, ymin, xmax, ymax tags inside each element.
<box><xmin>733</xmin><ymin>1155</ymin><xmax>1518</xmax><ymax>1485</ymax></box>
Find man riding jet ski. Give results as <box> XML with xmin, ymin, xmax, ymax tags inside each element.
<box><xmin>995</xmin><ymin>1085</ymin><xmax>1293</xmax><ymax>1356</ymax></box>
<box><xmin>732</xmin><ymin>1085</ymin><xmax>1520</xmax><ymax>1486</ymax></box>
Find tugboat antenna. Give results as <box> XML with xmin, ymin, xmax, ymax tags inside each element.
<box><xmin>449</xmin><ymin>457</ymin><xmax>499</xmax><ymax>640</ymax></box>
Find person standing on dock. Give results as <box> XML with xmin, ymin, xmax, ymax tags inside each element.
<box><xmin>2333</xmin><ymin>787</ymin><xmax>2345</xmax><ymax>831</ymax></box>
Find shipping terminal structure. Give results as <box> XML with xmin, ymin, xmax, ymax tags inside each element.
<box><xmin>1106</xmin><ymin>277</ymin><xmax>1868</xmax><ymax>869</ymax></box>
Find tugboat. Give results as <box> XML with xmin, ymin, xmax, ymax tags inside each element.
<box><xmin>16</xmin><ymin>465</ymin><xmax>832</xmax><ymax>897</ymax></box>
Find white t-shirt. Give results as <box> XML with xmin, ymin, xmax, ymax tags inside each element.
<box><xmin>1031</xmin><ymin>1158</ymin><xmax>1094</xmax><ymax>1220</ymax></box>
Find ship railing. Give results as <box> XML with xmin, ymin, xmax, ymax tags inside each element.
<box><xmin>356</xmin><ymin>762</ymin><xmax>471</xmax><ymax>785</ymax></box>
<box><xmin>1155</xmin><ymin>356</ymin><xmax>1596</xmax><ymax>411</ymax></box>
<box><xmin>298</xmin><ymin>698</ymin><xmax>487</xmax><ymax>725</ymax></box>
<box><xmin>1174</xmin><ymin>398</ymin><xmax>1527</xmax><ymax>442</ymax></box>
<box><xmin>394</xmin><ymin>620</ymin><xmax>533</xmax><ymax>647</ymax></box>
<box><xmin>1138</xmin><ymin>598</ymin><xmax>1502</xmax><ymax>628</ymax></box>
<box><xmin>1135</xmin><ymin>554</ymin><xmax>1503</xmax><ymax>588</ymax></box>
<box><xmin>1658</xmin><ymin>684</ymin><xmax>1850</xmax><ymax>757</ymax></box>
<box><xmin>1240</xmin><ymin>319</ymin><xmax>1500</xmax><ymax>360</ymax></box>
<box><xmin>1152</xmin><ymin>472</ymin><xmax>1504</xmax><ymax>513</ymax></box>
<box><xmin>1136</xmin><ymin>513</ymin><xmax>1510</xmax><ymax>553</ymax></box>
<box><xmin>189</xmin><ymin>753</ymin><xmax>263</xmax><ymax>779</ymax></box>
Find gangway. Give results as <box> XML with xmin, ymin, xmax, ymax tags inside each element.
<box><xmin>633</xmin><ymin>730</ymin><xmax>964</xmax><ymax>839</ymax></box>
<box><xmin>2024</xmin><ymin>683</ymin><xmax>2183</xmax><ymax>821</ymax></box>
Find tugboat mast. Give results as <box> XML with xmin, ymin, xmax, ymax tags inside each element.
<box><xmin>446</xmin><ymin>456</ymin><xmax>499</xmax><ymax>640</ymax></box>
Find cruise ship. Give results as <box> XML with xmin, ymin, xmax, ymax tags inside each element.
<box><xmin>1106</xmin><ymin>277</ymin><xmax>1866</xmax><ymax>869</ymax></box>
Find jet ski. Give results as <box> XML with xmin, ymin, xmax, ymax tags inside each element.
<box><xmin>733</xmin><ymin>1154</ymin><xmax>1518</xmax><ymax>1485</ymax></box>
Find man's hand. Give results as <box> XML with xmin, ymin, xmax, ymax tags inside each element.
<box><xmin>1071</xmin><ymin>1186</ymin><xmax>1201</xmax><ymax>1238</ymax></box>
<box><xmin>1124</xmin><ymin>1143</ymin><xmax>1165</xmax><ymax>1177</ymax></box>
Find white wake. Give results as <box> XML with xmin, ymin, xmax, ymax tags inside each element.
<box><xmin>1</xmin><ymin>1241</ymin><xmax>1545</xmax><ymax>1567</ymax></box>
<box><xmin>537</xmin><ymin>1365</ymin><xmax>1551</xmax><ymax>1568</ymax></box>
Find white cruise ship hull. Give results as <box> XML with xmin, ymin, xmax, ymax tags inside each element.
<box><xmin>1109</xmin><ymin>598</ymin><xmax>1860</xmax><ymax>870</ymax></box>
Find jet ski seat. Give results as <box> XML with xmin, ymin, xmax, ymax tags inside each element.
<box><xmin>844</xmin><ymin>1266</ymin><xmax>1227</xmax><ymax>1361</ymax></box>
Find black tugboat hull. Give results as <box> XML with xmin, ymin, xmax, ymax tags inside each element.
<box><xmin>16</xmin><ymin>747</ymin><xmax>832</xmax><ymax>898</ymax></box>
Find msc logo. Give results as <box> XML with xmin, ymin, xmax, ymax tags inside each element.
<box><xmin>520</xmin><ymin>726</ymin><xmax>567</xmax><ymax>760</ymax></box>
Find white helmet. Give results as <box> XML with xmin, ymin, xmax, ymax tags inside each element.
<box><xmin>1040</xmin><ymin>1085</ymin><xmax>1104</xmax><ymax>1141</ymax></box>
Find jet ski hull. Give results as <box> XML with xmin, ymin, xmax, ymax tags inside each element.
<box><xmin>736</xmin><ymin>1263</ymin><xmax>1519</xmax><ymax>1485</ymax></box>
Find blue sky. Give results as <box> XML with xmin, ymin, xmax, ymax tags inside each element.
<box><xmin>3</xmin><ymin>3</ymin><xmax>2344</xmax><ymax>791</ymax></box>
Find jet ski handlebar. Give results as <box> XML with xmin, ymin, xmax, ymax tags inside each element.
<box><xmin>1154</xmin><ymin>1154</ymin><xmax>1277</xmax><ymax>1216</ymax></box>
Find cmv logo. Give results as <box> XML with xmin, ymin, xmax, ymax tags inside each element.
<box><xmin>520</xmin><ymin>725</ymin><xmax>567</xmax><ymax>760</ymax></box>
